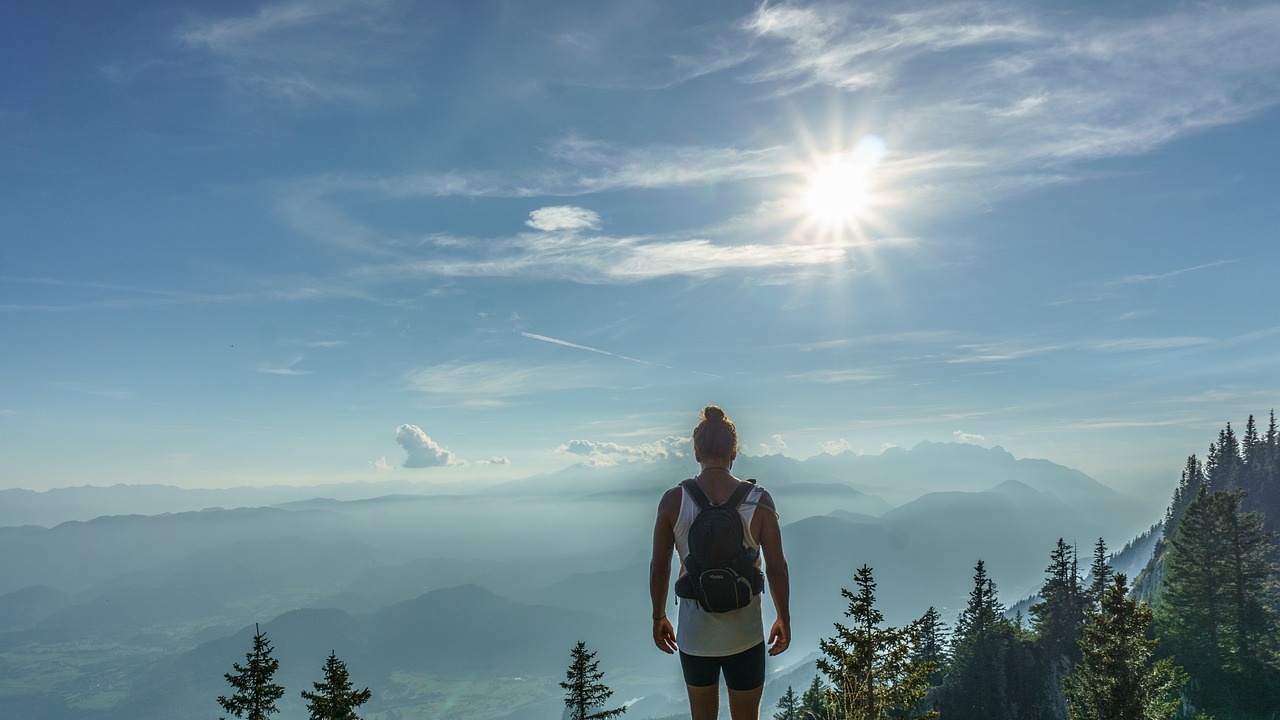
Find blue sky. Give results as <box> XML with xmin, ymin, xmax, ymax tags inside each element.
<box><xmin>3</xmin><ymin>0</ymin><xmax>1279</xmax><ymax>498</ymax></box>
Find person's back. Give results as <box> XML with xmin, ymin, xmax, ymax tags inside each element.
<box><xmin>649</xmin><ymin>405</ymin><xmax>790</xmax><ymax>720</ymax></box>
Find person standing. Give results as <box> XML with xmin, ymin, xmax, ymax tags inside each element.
<box><xmin>650</xmin><ymin>405</ymin><xmax>791</xmax><ymax>720</ymax></box>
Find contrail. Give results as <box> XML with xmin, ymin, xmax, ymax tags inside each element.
<box><xmin>520</xmin><ymin>331</ymin><xmax>665</xmax><ymax>366</ymax></box>
<box><xmin>519</xmin><ymin>331</ymin><xmax>720</xmax><ymax>378</ymax></box>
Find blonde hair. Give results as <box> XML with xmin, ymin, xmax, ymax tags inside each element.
<box><xmin>693</xmin><ymin>405</ymin><xmax>738</xmax><ymax>461</ymax></box>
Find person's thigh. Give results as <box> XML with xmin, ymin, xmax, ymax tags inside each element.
<box><xmin>721</xmin><ymin>643</ymin><xmax>765</xmax><ymax>691</ymax></box>
<box><xmin>679</xmin><ymin>651</ymin><xmax>721</xmax><ymax>688</ymax></box>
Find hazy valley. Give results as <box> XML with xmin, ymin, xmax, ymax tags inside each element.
<box><xmin>0</xmin><ymin>442</ymin><xmax>1164</xmax><ymax>720</ymax></box>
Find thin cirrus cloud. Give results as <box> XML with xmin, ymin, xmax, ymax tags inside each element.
<box><xmin>172</xmin><ymin>0</ymin><xmax>420</xmax><ymax>105</ymax></box>
<box><xmin>340</xmin><ymin>206</ymin><xmax>851</xmax><ymax>285</ymax></box>
<box><xmin>403</xmin><ymin>359</ymin><xmax>608</xmax><ymax>407</ymax></box>
<box><xmin>736</xmin><ymin>2</ymin><xmax>1280</xmax><ymax>204</ymax></box>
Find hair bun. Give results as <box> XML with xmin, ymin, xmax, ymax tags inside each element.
<box><xmin>703</xmin><ymin>405</ymin><xmax>726</xmax><ymax>422</ymax></box>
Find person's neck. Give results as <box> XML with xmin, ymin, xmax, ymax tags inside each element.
<box><xmin>698</xmin><ymin>463</ymin><xmax>733</xmax><ymax>476</ymax></box>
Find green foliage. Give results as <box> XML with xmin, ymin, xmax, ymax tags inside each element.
<box><xmin>775</xmin><ymin>685</ymin><xmax>801</xmax><ymax>720</ymax></box>
<box><xmin>218</xmin><ymin>624</ymin><xmax>285</xmax><ymax>720</ymax></box>
<box><xmin>911</xmin><ymin>607</ymin><xmax>948</xmax><ymax>686</ymax></box>
<box><xmin>940</xmin><ymin>560</ymin><xmax>1031</xmax><ymax>720</ymax></box>
<box><xmin>1031</xmin><ymin>538</ymin><xmax>1086</xmax><ymax>666</ymax></box>
<box><xmin>1063</xmin><ymin>574</ymin><xmax>1186</xmax><ymax>720</ymax></box>
<box><xmin>300</xmin><ymin>652</ymin><xmax>372</xmax><ymax>720</ymax></box>
<box><xmin>560</xmin><ymin>641</ymin><xmax>626</xmax><ymax>720</ymax></box>
<box><xmin>800</xmin><ymin>674</ymin><xmax>831</xmax><ymax>720</ymax></box>
<box><xmin>1085</xmin><ymin>538</ymin><xmax>1110</xmax><ymax>614</ymax></box>
<box><xmin>1155</xmin><ymin>487</ymin><xmax>1280</xmax><ymax>718</ymax></box>
<box><xmin>816</xmin><ymin>565</ymin><xmax>937</xmax><ymax>720</ymax></box>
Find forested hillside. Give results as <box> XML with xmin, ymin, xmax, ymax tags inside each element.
<box><xmin>771</xmin><ymin>412</ymin><xmax>1280</xmax><ymax>720</ymax></box>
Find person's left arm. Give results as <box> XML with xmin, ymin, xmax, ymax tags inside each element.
<box><xmin>755</xmin><ymin>490</ymin><xmax>790</xmax><ymax>656</ymax></box>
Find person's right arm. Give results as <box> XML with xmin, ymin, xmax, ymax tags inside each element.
<box><xmin>649</xmin><ymin>487</ymin><xmax>681</xmax><ymax>654</ymax></box>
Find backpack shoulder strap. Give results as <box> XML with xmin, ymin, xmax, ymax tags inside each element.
<box><xmin>680</xmin><ymin>478</ymin><xmax>712</xmax><ymax>511</ymax></box>
<box><xmin>726</xmin><ymin>481</ymin><xmax>755</xmax><ymax>509</ymax></box>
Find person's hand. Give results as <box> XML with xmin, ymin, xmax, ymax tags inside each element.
<box><xmin>767</xmin><ymin>617</ymin><xmax>790</xmax><ymax>656</ymax></box>
<box><xmin>653</xmin><ymin>616</ymin><xmax>677</xmax><ymax>654</ymax></box>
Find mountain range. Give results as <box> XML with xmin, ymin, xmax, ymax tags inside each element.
<box><xmin>0</xmin><ymin>441</ymin><xmax>1168</xmax><ymax>720</ymax></box>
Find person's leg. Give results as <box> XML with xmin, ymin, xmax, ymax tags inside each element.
<box><xmin>686</xmin><ymin>682</ymin><xmax>721</xmax><ymax>720</ymax></box>
<box><xmin>722</xmin><ymin>643</ymin><xmax>767</xmax><ymax>720</ymax></box>
<box><xmin>726</xmin><ymin>685</ymin><xmax>762</xmax><ymax>720</ymax></box>
<box><xmin>681</xmin><ymin>652</ymin><xmax>722</xmax><ymax>720</ymax></box>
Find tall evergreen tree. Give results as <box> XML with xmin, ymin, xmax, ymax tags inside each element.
<box><xmin>816</xmin><ymin>565</ymin><xmax>936</xmax><ymax>720</ymax></box>
<box><xmin>560</xmin><ymin>641</ymin><xmax>626</xmax><ymax>720</ymax></box>
<box><xmin>800</xmin><ymin>674</ymin><xmax>831</xmax><ymax>720</ymax></box>
<box><xmin>1155</xmin><ymin>487</ymin><xmax>1280</xmax><ymax>717</ymax></box>
<box><xmin>1031</xmin><ymin>538</ymin><xmax>1086</xmax><ymax>665</ymax></box>
<box><xmin>940</xmin><ymin>560</ymin><xmax>1024</xmax><ymax>720</ymax></box>
<box><xmin>300</xmin><ymin>652</ymin><xmax>372</xmax><ymax>720</ymax></box>
<box><xmin>218</xmin><ymin>624</ymin><xmax>285</xmax><ymax>720</ymax></box>
<box><xmin>911</xmin><ymin>607</ymin><xmax>948</xmax><ymax>686</ymax></box>
<box><xmin>1063</xmin><ymin>574</ymin><xmax>1186</xmax><ymax>720</ymax></box>
<box><xmin>775</xmin><ymin>686</ymin><xmax>801</xmax><ymax>720</ymax></box>
<box><xmin>1085</xmin><ymin>538</ymin><xmax>1110</xmax><ymax>614</ymax></box>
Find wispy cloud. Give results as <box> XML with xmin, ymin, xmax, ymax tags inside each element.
<box><xmin>1108</xmin><ymin>260</ymin><xmax>1239</xmax><ymax>286</ymax></box>
<box><xmin>170</xmin><ymin>0</ymin><xmax>420</xmax><ymax>105</ymax></box>
<box><xmin>403</xmin><ymin>359</ymin><xmax>607</xmax><ymax>406</ymax></box>
<box><xmin>337</xmin><ymin>206</ymin><xmax>854</xmax><ymax>284</ymax></box>
<box><xmin>739</xmin><ymin>2</ymin><xmax>1280</xmax><ymax>206</ymax></box>
<box><xmin>946</xmin><ymin>335</ymin><xmax>1214</xmax><ymax>363</ymax></box>
<box><xmin>255</xmin><ymin>355</ymin><xmax>313</xmax><ymax>376</ymax></box>
<box><xmin>1050</xmin><ymin>260</ymin><xmax>1241</xmax><ymax>307</ymax></box>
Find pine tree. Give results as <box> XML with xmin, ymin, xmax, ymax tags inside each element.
<box><xmin>775</xmin><ymin>685</ymin><xmax>801</xmax><ymax>720</ymax></box>
<box><xmin>560</xmin><ymin>641</ymin><xmax>626</xmax><ymax>720</ymax></box>
<box><xmin>1031</xmin><ymin>538</ymin><xmax>1086</xmax><ymax>665</ymax></box>
<box><xmin>1155</xmin><ymin>487</ymin><xmax>1280</xmax><ymax>717</ymax></box>
<box><xmin>218</xmin><ymin>624</ymin><xmax>285</xmax><ymax>720</ymax></box>
<box><xmin>1063</xmin><ymin>574</ymin><xmax>1186</xmax><ymax>720</ymax></box>
<box><xmin>911</xmin><ymin>607</ymin><xmax>948</xmax><ymax>686</ymax></box>
<box><xmin>816</xmin><ymin>565</ymin><xmax>936</xmax><ymax>720</ymax></box>
<box><xmin>800</xmin><ymin>674</ymin><xmax>830</xmax><ymax>720</ymax></box>
<box><xmin>300</xmin><ymin>652</ymin><xmax>372</xmax><ymax>720</ymax></box>
<box><xmin>941</xmin><ymin>560</ymin><xmax>1044</xmax><ymax>720</ymax></box>
<box><xmin>1085</xmin><ymin>538</ymin><xmax>1109</xmax><ymax>614</ymax></box>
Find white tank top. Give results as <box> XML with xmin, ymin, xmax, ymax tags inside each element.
<box><xmin>673</xmin><ymin>481</ymin><xmax>771</xmax><ymax>657</ymax></box>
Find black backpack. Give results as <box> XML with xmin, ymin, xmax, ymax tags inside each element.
<box><xmin>673</xmin><ymin>478</ymin><xmax>766</xmax><ymax>613</ymax></box>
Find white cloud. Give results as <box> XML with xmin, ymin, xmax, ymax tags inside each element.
<box><xmin>526</xmin><ymin>206</ymin><xmax>601</xmax><ymax>232</ymax></box>
<box><xmin>395</xmin><ymin>424</ymin><xmax>458</xmax><ymax>468</ymax></box>
<box><xmin>371</xmin><ymin>456</ymin><xmax>393</xmax><ymax>471</ymax></box>
<box><xmin>758</xmin><ymin>434</ymin><xmax>788</xmax><ymax>455</ymax></box>
<box><xmin>953</xmin><ymin>430</ymin><xmax>985</xmax><ymax>443</ymax></box>
<box><xmin>820</xmin><ymin>438</ymin><xmax>853</xmax><ymax>455</ymax></box>
<box><xmin>739</xmin><ymin>2</ymin><xmax>1280</xmax><ymax>208</ymax></box>
<box><xmin>557</xmin><ymin>435</ymin><xmax>690</xmax><ymax>466</ymax></box>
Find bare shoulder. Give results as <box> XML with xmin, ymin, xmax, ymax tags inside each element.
<box><xmin>755</xmin><ymin>487</ymin><xmax>778</xmax><ymax>513</ymax></box>
<box><xmin>657</xmin><ymin>485</ymin><xmax>683</xmax><ymax>515</ymax></box>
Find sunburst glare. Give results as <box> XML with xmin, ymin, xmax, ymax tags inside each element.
<box><xmin>802</xmin><ymin>135</ymin><xmax>888</xmax><ymax>229</ymax></box>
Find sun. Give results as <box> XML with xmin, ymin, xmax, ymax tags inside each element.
<box><xmin>804</xmin><ymin>156</ymin><xmax>870</xmax><ymax>224</ymax></box>
<box><xmin>799</xmin><ymin>135</ymin><xmax>888</xmax><ymax>229</ymax></box>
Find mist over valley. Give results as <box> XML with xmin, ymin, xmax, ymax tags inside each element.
<box><xmin>0</xmin><ymin>442</ymin><xmax>1162</xmax><ymax>720</ymax></box>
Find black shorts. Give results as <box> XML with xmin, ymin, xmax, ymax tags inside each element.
<box><xmin>679</xmin><ymin>642</ymin><xmax>766</xmax><ymax>691</ymax></box>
